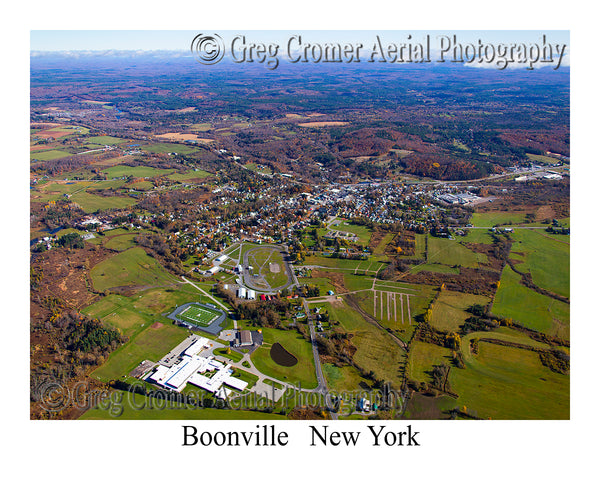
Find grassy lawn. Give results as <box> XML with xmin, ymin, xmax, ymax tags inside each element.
<box><xmin>214</xmin><ymin>348</ymin><xmax>244</xmax><ymax>363</ymax></box>
<box><xmin>90</xmin><ymin>247</ymin><xmax>178</xmax><ymax>291</ymax></box>
<box><xmin>251</xmin><ymin>328</ymin><xmax>318</xmax><ymax>389</ymax></box>
<box><xmin>103</xmin><ymin>165</ymin><xmax>174</xmax><ymax>178</ymax></box>
<box><xmin>70</xmin><ymin>191</ymin><xmax>137</xmax><ymax>213</ymax></box>
<box><xmin>431</xmin><ymin>290</ymin><xmax>491</xmax><ymax>332</ymax></box>
<box><xmin>449</xmin><ymin>341</ymin><xmax>569</xmax><ymax>419</ymax></box>
<box><xmin>90</xmin><ymin>321</ymin><xmax>190</xmax><ymax>382</ymax></box>
<box><xmin>80</xmin><ymin>391</ymin><xmax>286</xmax><ymax>419</ymax></box>
<box><xmin>491</xmin><ymin>266</ymin><xmax>569</xmax><ymax>339</ymax></box>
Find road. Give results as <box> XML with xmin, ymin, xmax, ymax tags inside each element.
<box><xmin>302</xmin><ymin>297</ymin><xmax>338</xmax><ymax>420</ymax></box>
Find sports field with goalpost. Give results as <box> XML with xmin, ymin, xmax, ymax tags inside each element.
<box><xmin>175</xmin><ymin>304</ymin><xmax>221</xmax><ymax>327</ymax></box>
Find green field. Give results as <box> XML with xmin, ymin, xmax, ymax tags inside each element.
<box><xmin>431</xmin><ymin>290</ymin><xmax>491</xmax><ymax>332</ymax></box>
<box><xmin>82</xmin><ymin>284</ymin><xmax>208</xmax><ymax>336</ymax></box>
<box><xmin>143</xmin><ymin>143</ymin><xmax>199</xmax><ymax>155</ymax></box>
<box><xmin>90</xmin><ymin>247</ymin><xmax>178</xmax><ymax>291</ymax></box>
<box><xmin>427</xmin><ymin>235</ymin><xmax>488</xmax><ymax>268</ymax></box>
<box><xmin>85</xmin><ymin>135</ymin><xmax>126</xmax><ymax>146</ymax></box>
<box><xmin>90</xmin><ymin>321</ymin><xmax>189</xmax><ymax>382</ymax></box>
<box><xmin>30</xmin><ymin>149</ymin><xmax>72</xmax><ymax>161</ymax></box>
<box><xmin>492</xmin><ymin>266</ymin><xmax>569</xmax><ymax>339</ymax></box>
<box><xmin>103</xmin><ymin>165</ymin><xmax>174</xmax><ymax>178</ymax></box>
<box><xmin>526</xmin><ymin>153</ymin><xmax>561</xmax><ymax>164</ymax></box>
<box><xmin>297</xmin><ymin>277</ymin><xmax>335</xmax><ymax>296</ymax></box>
<box><xmin>471</xmin><ymin>211</ymin><xmax>529</xmax><ymax>227</ymax></box>
<box><xmin>80</xmin><ymin>391</ymin><xmax>286</xmax><ymax>420</ymax></box>
<box><xmin>449</xmin><ymin>341</ymin><xmax>569</xmax><ymax>419</ymax></box>
<box><xmin>321</xmin><ymin>364</ymin><xmax>366</xmax><ymax>392</ymax></box>
<box><xmin>177</xmin><ymin>304</ymin><xmax>221</xmax><ymax>327</ymax></box>
<box><xmin>408</xmin><ymin>341</ymin><xmax>453</xmax><ymax>384</ymax></box>
<box><xmin>167</xmin><ymin>169</ymin><xmax>211</xmax><ymax>182</ymax></box>
<box><xmin>250</xmin><ymin>328</ymin><xmax>318</xmax><ymax>389</ymax></box>
<box><xmin>322</xmin><ymin>299</ymin><xmax>406</xmax><ymax>389</ymax></box>
<box><xmin>104</xmin><ymin>233</ymin><xmax>140</xmax><ymax>251</ymax></box>
<box><xmin>329</xmin><ymin>219</ymin><xmax>373</xmax><ymax>245</ymax></box>
<box><xmin>70</xmin><ymin>191</ymin><xmax>137</xmax><ymax>213</ymax></box>
<box><xmin>509</xmin><ymin>229</ymin><xmax>569</xmax><ymax>298</ymax></box>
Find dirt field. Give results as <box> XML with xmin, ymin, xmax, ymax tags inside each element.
<box><xmin>298</xmin><ymin>121</ymin><xmax>349</xmax><ymax>127</ymax></box>
<box><xmin>155</xmin><ymin>132</ymin><xmax>213</xmax><ymax>143</ymax></box>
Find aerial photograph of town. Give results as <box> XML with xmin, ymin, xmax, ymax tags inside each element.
<box><xmin>29</xmin><ymin>30</ymin><xmax>570</xmax><ymax>421</ymax></box>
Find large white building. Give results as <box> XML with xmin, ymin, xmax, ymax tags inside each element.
<box><xmin>146</xmin><ymin>336</ymin><xmax>248</xmax><ymax>395</ymax></box>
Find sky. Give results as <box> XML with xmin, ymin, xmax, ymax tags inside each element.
<box><xmin>31</xmin><ymin>30</ymin><xmax>569</xmax><ymax>52</ymax></box>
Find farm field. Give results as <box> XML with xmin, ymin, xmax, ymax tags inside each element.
<box><xmin>526</xmin><ymin>153</ymin><xmax>562</xmax><ymax>164</ymax></box>
<box><xmin>90</xmin><ymin>247</ymin><xmax>178</xmax><ymax>291</ymax></box>
<box><xmin>323</xmin><ymin>299</ymin><xmax>406</xmax><ymax>390</ymax></box>
<box><xmin>104</xmin><ymin>233</ymin><xmax>140</xmax><ymax>251</ymax></box>
<box><xmin>30</xmin><ymin>149</ymin><xmax>72</xmax><ymax>161</ymax></box>
<box><xmin>427</xmin><ymin>235</ymin><xmax>488</xmax><ymax>268</ymax></box>
<box><xmin>449</xmin><ymin>341</ymin><xmax>569</xmax><ymax>419</ymax></box>
<box><xmin>103</xmin><ymin>165</ymin><xmax>174</xmax><ymax>178</ymax></box>
<box><xmin>70</xmin><ymin>191</ymin><xmax>137</xmax><ymax>213</ymax></box>
<box><xmin>143</xmin><ymin>142</ymin><xmax>201</xmax><ymax>154</ymax></box>
<box><xmin>509</xmin><ymin>229</ymin><xmax>570</xmax><ymax>298</ymax></box>
<box><xmin>407</xmin><ymin>341</ymin><xmax>453</xmax><ymax>384</ymax></box>
<box><xmin>85</xmin><ymin>135</ymin><xmax>126</xmax><ymax>146</ymax></box>
<box><xmin>431</xmin><ymin>290</ymin><xmax>491</xmax><ymax>332</ymax></box>
<box><xmin>492</xmin><ymin>266</ymin><xmax>569</xmax><ymax>339</ymax></box>
<box><xmin>167</xmin><ymin>169</ymin><xmax>211</xmax><ymax>181</ymax></box>
<box><xmin>470</xmin><ymin>211</ymin><xmax>529</xmax><ymax>227</ymax></box>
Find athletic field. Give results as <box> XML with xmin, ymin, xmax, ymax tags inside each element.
<box><xmin>176</xmin><ymin>304</ymin><xmax>220</xmax><ymax>327</ymax></box>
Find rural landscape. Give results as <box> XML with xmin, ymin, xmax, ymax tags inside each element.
<box><xmin>30</xmin><ymin>41</ymin><xmax>570</xmax><ymax>421</ymax></box>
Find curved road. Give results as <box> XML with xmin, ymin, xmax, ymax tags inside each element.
<box><xmin>241</xmin><ymin>245</ymin><xmax>298</xmax><ymax>293</ymax></box>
